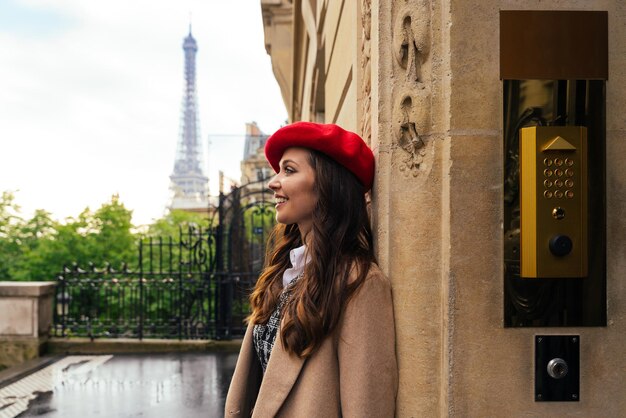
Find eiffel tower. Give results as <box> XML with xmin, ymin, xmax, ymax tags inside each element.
<box><xmin>169</xmin><ymin>26</ymin><xmax>209</xmax><ymax>211</ymax></box>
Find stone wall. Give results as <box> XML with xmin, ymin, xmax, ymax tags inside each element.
<box><xmin>372</xmin><ymin>0</ymin><xmax>626</xmax><ymax>416</ymax></box>
<box><xmin>262</xmin><ymin>0</ymin><xmax>626</xmax><ymax>415</ymax></box>
<box><xmin>0</xmin><ymin>282</ymin><xmax>55</xmax><ymax>369</ymax></box>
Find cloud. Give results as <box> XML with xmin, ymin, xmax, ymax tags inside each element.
<box><xmin>0</xmin><ymin>0</ymin><xmax>287</xmax><ymax>225</ymax></box>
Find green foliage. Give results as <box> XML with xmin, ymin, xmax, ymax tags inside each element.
<box><xmin>147</xmin><ymin>209</ymin><xmax>208</xmax><ymax>239</ymax></box>
<box><xmin>1</xmin><ymin>192</ymin><xmax>267</xmax><ymax>291</ymax></box>
<box><xmin>0</xmin><ymin>192</ymin><xmax>218</xmax><ymax>281</ymax></box>
<box><xmin>0</xmin><ymin>191</ymin><xmax>261</xmax><ymax>338</ymax></box>
<box><xmin>0</xmin><ymin>191</ymin><xmax>22</xmax><ymax>279</ymax></box>
<box><xmin>89</xmin><ymin>195</ymin><xmax>136</xmax><ymax>267</ymax></box>
<box><xmin>0</xmin><ymin>193</ymin><xmax>136</xmax><ymax>281</ymax></box>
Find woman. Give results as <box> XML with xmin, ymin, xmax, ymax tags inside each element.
<box><xmin>225</xmin><ymin>122</ymin><xmax>397</xmax><ymax>417</ymax></box>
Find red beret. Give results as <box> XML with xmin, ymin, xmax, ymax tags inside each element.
<box><xmin>264</xmin><ymin>122</ymin><xmax>375</xmax><ymax>190</ymax></box>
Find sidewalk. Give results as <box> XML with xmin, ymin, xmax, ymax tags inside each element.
<box><xmin>0</xmin><ymin>352</ymin><xmax>238</xmax><ymax>417</ymax></box>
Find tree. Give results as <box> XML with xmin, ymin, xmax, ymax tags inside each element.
<box><xmin>147</xmin><ymin>209</ymin><xmax>208</xmax><ymax>239</ymax></box>
<box><xmin>9</xmin><ymin>209</ymin><xmax>58</xmax><ymax>281</ymax></box>
<box><xmin>0</xmin><ymin>191</ymin><xmax>22</xmax><ymax>279</ymax></box>
<box><xmin>5</xmin><ymin>195</ymin><xmax>136</xmax><ymax>281</ymax></box>
<box><xmin>88</xmin><ymin>195</ymin><xmax>136</xmax><ymax>268</ymax></box>
<box><xmin>1</xmin><ymin>192</ymin><xmax>214</xmax><ymax>281</ymax></box>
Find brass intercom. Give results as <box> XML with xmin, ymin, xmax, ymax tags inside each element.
<box><xmin>520</xmin><ymin>126</ymin><xmax>588</xmax><ymax>278</ymax></box>
<box><xmin>501</xmin><ymin>10</ymin><xmax>606</xmax><ymax>327</ymax></box>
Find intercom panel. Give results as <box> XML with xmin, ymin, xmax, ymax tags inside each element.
<box><xmin>520</xmin><ymin>126</ymin><xmax>588</xmax><ymax>278</ymax></box>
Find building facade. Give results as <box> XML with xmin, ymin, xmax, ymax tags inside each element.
<box><xmin>261</xmin><ymin>0</ymin><xmax>625</xmax><ymax>416</ymax></box>
<box><xmin>240</xmin><ymin>122</ymin><xmax>273</xmax><ymax>188</ymax></box>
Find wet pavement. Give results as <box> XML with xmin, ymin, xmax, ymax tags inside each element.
<box><xmin>0</xmin><ymin>352</ymin><xmax>238</xmax><ymax>418</ymax></box>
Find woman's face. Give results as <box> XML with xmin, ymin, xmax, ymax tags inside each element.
<box><xmin>268</xmin><ymin>147</ymin><xmax>318</xmax><ymax>238</ymax></box>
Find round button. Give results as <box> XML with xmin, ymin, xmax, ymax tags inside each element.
<box><xmin>544</xmin><ymin>179</ymin><xmax>553</xmax><ymax>188</ymax></box>
<box><xmin>552</xmin><ymin>207</ymin><xmax>565</xmax><ymax>219</ymax></box>
<box><xmin>543</xmin><ymin>158</ymin><xmax>553</xmax><ymax>167</ymax></box>
<box><xmin>566</xmin><ymin>169</ymin><xmax>574</xmax><ymax>177</ymax></box>
<box><xmin>555</xmin><ymin>169</ymin><xmax>564</xmax><ymax>177</ymax></box>
<box><xmin>544</xmin><ymin>190</ymin><xmax>553</xmax><ymax>199</ymax></box>
<box><xmin>565</xmin><ymin>179</ymin><xmax>574</xmax><ymax>188</ymax></box>
<box><xmin>547</xmin><ymin>358</ymin><xmax>569</xmax><ymax>379</ymax></box>
<box><xmin>544</xmin><ymin>169</ymin><xmax>553</xmax><ymax>177</ymax></box>
<box><xmin>566</xmin><ymin>190</ymin><xmax>574</xmax><ymax>198</ymax></box>
<box><xmin>555</xmin><ymin>179</ymin><xmax>564</xmax><ymax>188</ymax></box>
<box><xmin>555</xmin><ymin>190</ymin><xmax>564</xmax><ymax>198</ymax></box>
<box><xmin>549</xmin><ymin>235</ymin><xmax>573</xmax><ymax>256</ymax></box>
<box><xmin>565</xmin><ymin>158</ymin><xmax>574</xmax><ymax>166</ymax></box>
<box><xmin>555</xmin><ymin>158</ymin><xmax>563</xmax><ymax>166</ymax></box>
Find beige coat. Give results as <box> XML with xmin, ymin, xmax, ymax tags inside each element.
<box><xmin>225</xmin><ymin>264</ymin><xmax>398</xmax><ymax>417</ymax></box>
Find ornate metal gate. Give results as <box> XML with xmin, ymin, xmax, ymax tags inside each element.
<box><xmin>214</xmin><ymin>181</ymin><xmax>275</xmax><ymax>338</ymax></box>
<box><xmin>53</xmin><ymin>179</ymin><xmax>275</xmax><ymax>340</ymax></box>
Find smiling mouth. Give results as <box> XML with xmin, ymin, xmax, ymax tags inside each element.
<box><xmin>275</xmin><ymin>197</ymin><xmax>288</xmax><ymax>205</ymax></box>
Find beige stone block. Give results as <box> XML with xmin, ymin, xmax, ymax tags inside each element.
<box><xmin>333</xmin><ymin>80</ymin><xmax>357</xmax><ymax>130</ymax></box>
<box><xmin>0</xmin><ymin>282</ymin><xmax>55</xmax><ymax>338</ymax></box>
<box><xmin>325</xmin><ymin>2</ymin><xmax>356</xmax><ymax>124</ymax></box>
<box><xmin>606</xmin><ymin>129</ymin><xmax>626</xmax><ymax>324</ymax></box>
<box><xmin>606</xmin><ymin>5</ymin><xmax>626</xmax><ymax>132</ymax></box>
<box><xmin>446</xmin><ymin>134</ymin><xmax>515</xmax><ymax>414</ymax></box>
<box><xmin>300</xmin><ymin>0</ymin><xmax>319</xmax><ymax>122</ymax></box>
<box><xmin>261</xmin><ymin>0</ymin><xmax>294</xmax><ymax>114</ymax></box>
<box><xmin>326</xmin><ymin>67</ymin><xmax>353</xmax><ymax>125</ymax></box>
<box><xmin>269</xmin><ymin>23</ymin><xmax>294</xmax><ymax>110</ymax></box>
<box><xmin>315</xmin><ymin>0</ymin><xmax>325</xmax><ymax>24</ymax></box>
<box><xmin>324</xmin><ymin>0</ymin><xmax>344</xmax><ymax>72</ymax></box>
<box><xmin>445</xmin><ymin>134</ymin><xmax>504</xmax><ymax>414</ymax></box>
<box><xmin>0</xmin><ymin>282</ymin><xmax>55</xmax><ymax>297</ymax></box>
<box><xmin>447</xmin><ymin>1</ymin><xmax>501</xmax><ymax>132</ymax></box>
<box><xmin>0</xmin><ymin>299</ymin><xmax>34</xmax><ymax>336</ymax></box>
<box><xmin>388</xmin><ymin>138</ymin><xmax>445</xmax><ymax>417</ymax></box>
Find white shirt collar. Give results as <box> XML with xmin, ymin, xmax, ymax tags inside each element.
<box><xmin>282</xmin><ymin>244</ymin><xmax>310</xmax><ymax>287</ymax></box>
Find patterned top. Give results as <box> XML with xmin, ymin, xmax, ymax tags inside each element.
<box><xmin>252</xmin><ymin>274</ymin><xmax>301</xmax><ymax>373</ymax></box>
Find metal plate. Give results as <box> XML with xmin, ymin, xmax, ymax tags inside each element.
<box><xmin>500</xmin><ymin>11</ymin><xmax>608</xmax><ymax>80</ymax></box>
<box><xmin>535</xmin><ymin>335</ymin><xmax>580</xmax><ymax>401</ymax></box>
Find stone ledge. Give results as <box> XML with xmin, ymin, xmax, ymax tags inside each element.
<box><xmin>0</xmin><ymin>338</ymin><xmax>48</xmax><ymax>369</ymax></box>
<box><xmin>47</xmin><ymin>337</ymin><xmax>243</xmax><ymax>355</ymax></box>
<box><xmin>0</xmin><ymin>281</ymin><xmax>56</xmax><ymax>297</ymax></box>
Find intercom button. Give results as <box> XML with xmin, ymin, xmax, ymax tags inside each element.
<box><xmin>544</xmin><ymin>180</ymin><xmax>553</xmax><ymax>188</ymax></box>
<box><xmin>555</xmin><ymin>169</ymin><xmax>564</xmax><ymax>177</ymax></box>
<box><xmin>543</xmin><ymin>158</ymin><xmax>554</xmax><ymax>167</ymax></box>
<box><xmin>565</xmin><ymin>158</ymin><xmax>574</xmax><ymax>166</ymax></box>
<box><xmin>555</xmin><ymin>179</ymin><xmax>564</xmax><ymax>188</ymax></box>
<box><xmin>565</xmin><ymin>169</ymin><xmax>574</xmax><ymax>177</ymax></box>
<box><xmin>544</xmin><ymin>169</ymin><xmax>553</xmax><ymax>177</ymax></box>
<box><xmin>544</xmin><ymin>191</ymin><xmax>553</xmax><ymax>199</ymax></box>
<box><xmin>565</xmin><ymin>179</ymin><xmax>574</xmax><ymax>188</ymax></box>
<box><xmin>566</xmin><ymin>190</ymin><xmax>574</xmax><ymax>199</ymax></box>
<box><xmin>549</xmin><ymin>235</ymin><xmax>573</xmax><ymax>257</ymax></box>
<box><xmin>552</xmin><ymin>207</ymin><xmax>566</xmax><ymax>220</ymax></box>
<box><xmin>554</xmin><ymin>190</ymin><xmax>564</xmax><ymax>199</ymax></box>
<box><xmin>555</xmin><ymin>158</ymin><xmax>564</xmax><ymax>167</ymax></box>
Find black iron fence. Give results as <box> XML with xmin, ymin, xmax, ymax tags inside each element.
<box><xmin>53</xmin><ymin>179</ymin><xmax>275</xmax><ymax>340</ymax></box>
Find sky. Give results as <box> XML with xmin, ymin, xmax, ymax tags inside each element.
<box><xmin>0</xmin><ymin>0</ymin><xmax>288</xmax><ymax>226</ymax></box>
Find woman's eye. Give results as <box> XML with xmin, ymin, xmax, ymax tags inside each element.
<box><xmin>284</xmin><ymin>167</ymin><xmax>295</xmax><ymax>174</ymax></box>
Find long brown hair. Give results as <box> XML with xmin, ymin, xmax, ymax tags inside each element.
<box><xmin>248</xmin><ymin>149</ymin><xmax>375</xmax><ymax>357</ymax></box>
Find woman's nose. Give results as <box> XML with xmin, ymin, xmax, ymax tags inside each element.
<box><xmin>268</xmin><ymin>176</ymin><xmax>279</xmax><ymax>191</ymax></box>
